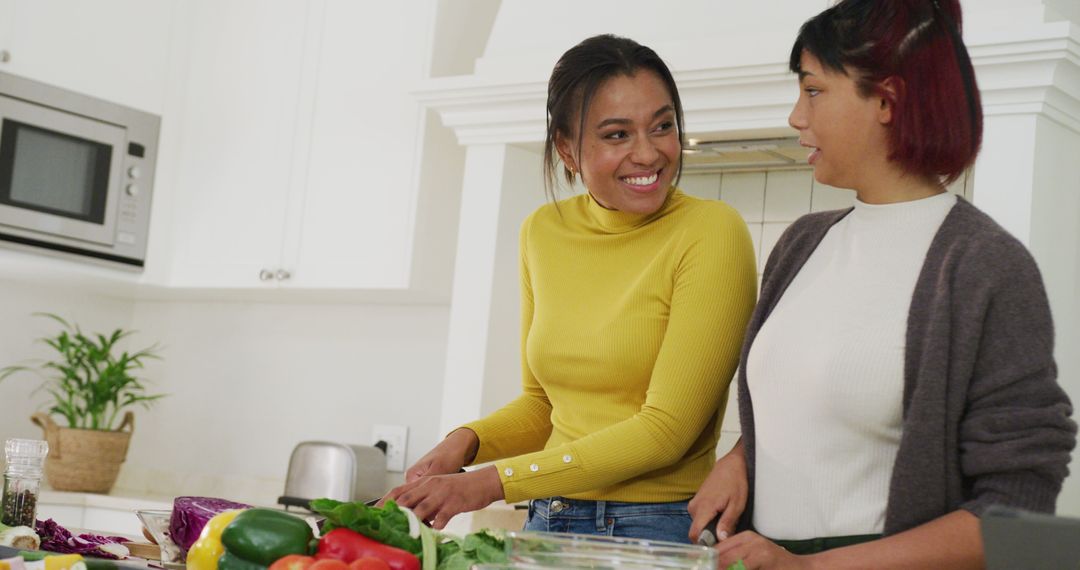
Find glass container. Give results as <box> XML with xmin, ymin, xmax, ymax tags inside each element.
<box><xmin>502</xmin><ymin>531</ymin><xmax>719</xmax><ymax>569</ymax></box>
<box><xmin>135</xmin><ymin>509</ymin><xmax>185</xmax><ymax>566</ymax></box>
<box><xmin>1</xmin><ymin>438</ymin><xmax>49</xmax><ymax>527</ymax></box>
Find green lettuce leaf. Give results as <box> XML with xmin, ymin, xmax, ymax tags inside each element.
<box><xmin>307</xmin><ymin>500</ymin><xmax>506</xmax><ymax>569</ymax></box>
<box><xmin>435</xmin><ymin>529</ymin><xmax>507</xmax><ymax>570</ymax></box>
<box><xmin>308</xmin><ymin>498</ymin><xmax>422</xmax><ymax>555</ymax></box>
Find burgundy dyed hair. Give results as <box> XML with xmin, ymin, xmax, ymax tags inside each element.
<box><xmin>790</xmin><ymin>0</ymin><xmax>982</xmax><ymax>184</ymax></box>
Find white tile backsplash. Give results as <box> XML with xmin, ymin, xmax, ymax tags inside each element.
<box><xmin>763</xmin><ymin>170</ymin><xmax>813</xmax><ymax>222</ymax></box>
<box><xmin>811</xmin><ymin>180</ymin><xmax>855</xmax><ymax>212</ymax></box>
<box><xmin>716</xmin><ymin>430</ymin><xmax>742</xmax><ymax>457</ymax></box>
<box><xmin>760</xmin><ymin>222</ymin><xmax>790</xmax><ymax>274</ymax></box>
<box><xmin>720</xmin><ymin>172</ymin><xmax>767</xmax><ymax>222</ymax></box>
<box><xmin>723</xmin><ymin>375</ymin><xmax>740</xmax><ymax>429</ymax></box>
<box><xmin>679</xmin><ymin>173</ymin><xmax>721</xmax><ymax>200</ymax></box>
<box><xmin>746</xmin><ymin>222</ymin><xmax>763</xmax><ymax>269</ymax></box>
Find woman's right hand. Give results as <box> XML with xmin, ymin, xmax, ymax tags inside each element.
<box><xmin>688</xmin><ymin>439</ymin><xmax>748</xmax><ymax>544</ymax></box>
<box><xmin>405</xmin><ymin>428</ymin><xmax>480</xmax><ymax>483</ymax></box>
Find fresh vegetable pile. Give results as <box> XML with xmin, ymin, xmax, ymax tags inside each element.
<box><xmin>185</xmin><ymin>499</ymin><xmax>507</xmax><ymax>570</ymax></box>
<box><xmin>311</xmin><ymin>499</ymin><xmax>506</xmax><ymax>570</ymax></box>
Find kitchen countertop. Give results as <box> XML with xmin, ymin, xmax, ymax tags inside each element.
<box><xmin>37</xmin><ymin>486</ymin><xmax>526</xmax><ymax>536</ymax></box>
<box><xmin>39</xmin><ymin>488</ymin><xmax>173</xmax><ymax>511</ymax></box>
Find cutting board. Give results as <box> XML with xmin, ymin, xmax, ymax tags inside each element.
<box><xmin>122</xmin><ymin>541</ymin><xmax>161</xmax><ymax>561</ymax></box>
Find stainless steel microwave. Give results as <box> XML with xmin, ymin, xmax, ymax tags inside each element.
<box><xmin>0</xmin><ymin>71</ymin><xmax>160</xmax><ymax>268</ymax></box>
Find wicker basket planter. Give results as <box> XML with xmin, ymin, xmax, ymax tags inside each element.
<box><xmin>31</xmin><ymin>411</ymin><xmax>134</xmax><ymax>493</ymax></box>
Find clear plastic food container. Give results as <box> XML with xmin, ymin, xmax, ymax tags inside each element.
<box><xmin>135</xmin><ymin>509</ymin><xmax>185</xmax><ymax>567</ymax></box>
<box><xmin>498</xmin><ymin>531</ymin><xmax>718</xmax><ymax>569</ymax></box>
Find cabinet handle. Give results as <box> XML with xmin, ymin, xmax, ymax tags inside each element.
<box><xmin>0</xmin><ymin>50</ymin><xmax>10</xmax><ymax>63</ymax></box>
<box><xmin>259</xmin><ymin>269</ymin><xmax>275</xmax><ymax>281</ymax></box>
<box><xmin>275</xmin><ymin>269</ymin><xmax>292</xmax><ymax>281</ymax></box>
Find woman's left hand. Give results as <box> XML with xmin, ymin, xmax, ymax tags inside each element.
<box><xmin>715</xmin><ymin>531</ymin><xmax>813</xmax><ymax>570</ymax></box>
<box><xmin>380</xmin><ymin>465</ymin><xmax>504</xmax><ymax>529</ymax></box>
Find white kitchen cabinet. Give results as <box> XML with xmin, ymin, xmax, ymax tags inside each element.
<box><xmin>163</xmin><ymin>0</ymin><xmax>432</xmax><ymax>290</ymax></box>
<box><xmin>283</xmin><ymin>0</ymin><xmax>429</xmax><ymax>289</ymax></box>
<box><xmin>0</xmin><ymin>0</ymin><xmax>174</xmax><ymax>114</ymax></box>
<box><xmin>161</xmin><ymin>0</ymin><xmax>309</xmax><ymax>288</ymax></box>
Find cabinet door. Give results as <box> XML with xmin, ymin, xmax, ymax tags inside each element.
<box><xmin>163</xmin><ymin>0</ymin><xmax>309</xmax><ymax>288</ymax></box>
<box><xmin>282</xmin><ymin>0</ymin><xmax>432</xmax><ymax>289</ymax></box>
<box><xmin>3</xmin><ymin>0</ymin><xmax>174</xmax><ymax>114</ymax></box>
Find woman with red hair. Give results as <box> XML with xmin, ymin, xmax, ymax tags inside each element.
<box><xmin>688</xmin><ymin>0</ymin><xmax>1077</xmax><ymax>568</ymax></box>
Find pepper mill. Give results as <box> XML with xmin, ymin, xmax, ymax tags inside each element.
<box><xmin>1</xmin><ymin>438</ymin><xmax>49</xmax><ymax>527</ymax></box>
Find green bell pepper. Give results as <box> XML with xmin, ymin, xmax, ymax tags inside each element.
<box><xmin>217</xmin><ymin>551</ymin><xmax>273</xmax><ymax>570</ymax></box>
<box><xmin>219</xmin><ymin>508</ymin><xmax>314</xmax><ymax>569</ymax></box>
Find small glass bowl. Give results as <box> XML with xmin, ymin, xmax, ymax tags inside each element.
<box><xmin>134</xmin><ymin>509</ymin><xmax>184</xmax><ymax>567</ymax></box>
<box><xmin>503</xmin><ymin>531</ymin><xmax>718</xmax><ymax>569</ymax></box>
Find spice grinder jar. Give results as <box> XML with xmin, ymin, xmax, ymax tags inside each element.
<box><xmin>2</xmin><ymin>438</ymin><xmax>49</xmax><ymax>526</ymax></box>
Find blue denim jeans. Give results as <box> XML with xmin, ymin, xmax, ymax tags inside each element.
<box><xmin>524</xmin><ymin>497</ymin><xmax>692</xmax><ymax>544</ymax></box>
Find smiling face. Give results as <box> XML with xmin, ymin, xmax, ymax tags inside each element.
<box><xmin>556</xmin><ymin>70</ymin><xmax>681</xmax><ymax>214</ymax></box>
<box><xmin>788</xmin><ymin>51</ymin><xmax>893</xmax><ymax>190</ymax></box>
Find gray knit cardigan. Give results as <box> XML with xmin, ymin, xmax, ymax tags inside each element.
<box><xmin>736</xmin><ymin>198</ymin><xmax>1077</xmax><ymax>535</ymax></box>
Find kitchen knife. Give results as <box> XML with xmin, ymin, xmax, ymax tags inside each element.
<box><xmin>696</xmin><ymin>514</ymin><xmax>723</xmax><ymax>546</ymax></box>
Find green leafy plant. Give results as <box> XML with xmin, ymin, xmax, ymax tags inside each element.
<box><xmin>0</xmin><ymin>313</ymin><xmax>165</xmax><ymax>431</ymax></box>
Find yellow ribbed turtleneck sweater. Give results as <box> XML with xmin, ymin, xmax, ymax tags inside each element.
<box><xmin>462</xmin><ymin>188</ymin><xmax>757</xmax><ymax>504</ymax></box>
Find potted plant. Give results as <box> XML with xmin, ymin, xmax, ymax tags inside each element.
<box><xmin>0</xmin><ymin>313</ymin><xmax>165</xmax><ymax>493</ymax></box>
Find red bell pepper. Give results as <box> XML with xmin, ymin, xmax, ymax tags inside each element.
<box><xmin>315</xmin><ymin>529</ymin><xmax>420</xmax><ymax>570</ymax></box>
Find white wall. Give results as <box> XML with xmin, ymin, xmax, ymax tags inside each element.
<box><xmin>0</xmin><ymin>269</ymin><xmax>136</xmax><ymax>442</ymax></box>
<box><xmin>1027</xmin><ymin>115</ymin><xmax>1080</xmax><ymax>514</ymax></box>
<box><xmin>0</xmin><ymin>266</ymin><xmax>450</xmax><ymax>505</ymax></box>
<box><xmin>479</xmin><ymin>146</ymin><xmax>546</xmax><ymax>417</ymax></box>
<box><xmin>429</xmin><ymin>0</ymin><xmax>501</xmax><ymax>78</ymax></box>
<box><xmin>112</xmin><ymin>299</ymin><xmax>450</xmax><ymax>503</ymax></box>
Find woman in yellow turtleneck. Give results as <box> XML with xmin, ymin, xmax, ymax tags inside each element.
<box><xmin>384</xmin><ymin>34</ymin><xmax>757</xmax><ymax>543</ymax></box>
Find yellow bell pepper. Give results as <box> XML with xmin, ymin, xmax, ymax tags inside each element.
<box><xmin>43</xmin><ymin>554</ymin><xmax>85</xmax><ymax>570</ymax></box>
<box><xmin>186</xmin><ymin>510</ymin><xmax>244</xmax><ymax>570</ymax></box>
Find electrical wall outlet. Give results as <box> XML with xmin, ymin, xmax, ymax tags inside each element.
<box><xmin>371</xmin><ymin>424</ymin><xmax>409</xmax><ymax>472</ymax></box>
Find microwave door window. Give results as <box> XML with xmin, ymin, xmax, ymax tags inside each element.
<box><xmin>0</xmin><ymin>119</ymin><xmax>111</xmax><ymax>224</ymax></box>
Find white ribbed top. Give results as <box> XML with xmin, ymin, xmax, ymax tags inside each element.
<box><xmin>748</xmin><ymin>192</ymin><xmax>957</xmax><ymax>539</ymax></box>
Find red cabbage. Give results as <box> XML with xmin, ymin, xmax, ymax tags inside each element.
<box><xmin>169</xmin><ymin>496</ymin><xmax>250</xmax><ymax>552</ymax></box>
<box><xmin>35</xmin><ymin>518</ymin><xmax>130</xmax><ymax>559</ymax></box>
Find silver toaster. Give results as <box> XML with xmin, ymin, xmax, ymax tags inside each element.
<box><xmin>277</xmin><ymin>441</ymin><xmax>387</xmax><ymax>510</ymax></box>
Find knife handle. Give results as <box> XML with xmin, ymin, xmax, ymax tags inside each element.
<box><xmin>696</xmin><ymin>514</ymin><xmax>723</xmax><ymax>546</ymax></box>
